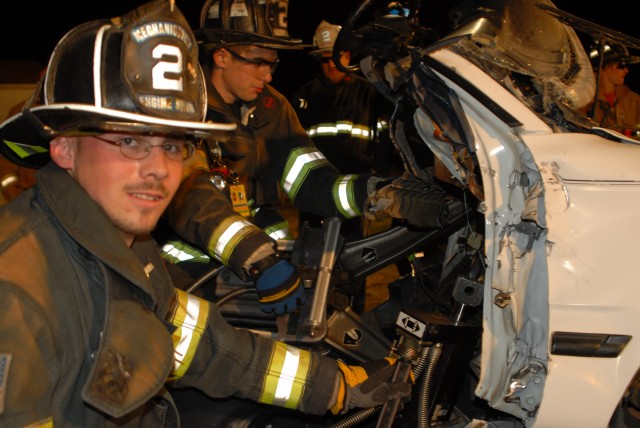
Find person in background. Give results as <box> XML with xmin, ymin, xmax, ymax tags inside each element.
<box><xmin>290</xmin><ymin>20</ymin><xmax>396</xmax><ymax>238</ymax></box>
<box><xmin>0</xmin><ymin>1</ymin><xmax>412</xmax><ymax>426</ymax></box>
<box><xmin>586</xmin><ymin>43</ymin><xmax>640</xmax><ymax>139</ymax></box>
<box><xmin>290</xmin><ymin>19</ymin><xmax>397</xmax><ymax>312</ymax></box>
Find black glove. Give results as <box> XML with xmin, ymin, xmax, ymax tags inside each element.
<box><xmin>251</xmin><ymin>256</ymin><xmax>306</xmax><ymax>315</ymax></box>
<box><xmin>365</xmin><ymin>173</ymin><xmax>451</xmax><ymax>228</ymax></box>
<box><xmin>330</xmin><ymin>358</ymin><xmax>412</xmax><ymax>415</ymax></box>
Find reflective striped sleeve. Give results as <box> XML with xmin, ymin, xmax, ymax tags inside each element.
<box><xmin>280</xmin><ymin>147</ymin><xmax>364</xmax><ymax>219</ymax></box>
<box><xmin>207</xmin><ymin>216</ymin><xmax>258</xmax><ymax>265</ymax></box>
<box><xmin>281</xmin><ymin>147</ymin><xmax>330</xmax><ymax>200</ymax></box>
<box><xmin>258</xmin><ymin>342</ymin><xmax>311</xmax><ymax>409</ymax></box>
<box><xmin>332</xmin><ymin>175</ymin><xmax>362</xmax><ymax>218</ymax></box>
<box><xmin>258</xmin><ymin>342</ymin><xmax>341</xmax><ymax>415</ymax></box>
<box><xmin>165</xmin><ymin>290</ymin><xmax>341</xmax><ymax>414</ymax></box>
<box><xmin>167</xmin><ymin>289</ymin><xmax>209</xmax><ymax>381</ymax></box>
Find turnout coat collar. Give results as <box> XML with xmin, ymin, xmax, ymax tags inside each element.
<box><xmin>36</xmin><ymin>163</ymin><xmax>176</xmax><ymax>418</ymax></box>
<box><xmin>37</xmin><ymin>163</ymin><xmax>170</xmax><ymax>307</ymax></box>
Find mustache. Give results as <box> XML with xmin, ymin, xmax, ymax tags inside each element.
<box><xmin>124</xmin><ymin>182</ymin><xmax>170</xmax><ymax>197</ymax></box>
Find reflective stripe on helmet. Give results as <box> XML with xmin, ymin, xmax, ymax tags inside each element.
<box><xmin>281</xmin><ymin>147</ymin><xmax>328</xmax><ymax>200</ymax></box>
<box><xmin>209</xmin><ymin>216</ymin><xmax>256</xmax><ymax>265</ymax></box>
<box><xmin>264</xmin><ymin>220</ymin><xmax>291</xmax><ymax>240</ymax></box>
<box><xmin>306</xmin><ymin>121</ymin><xmax>372</xmax><ymax>140</ymax></box>
<box><xmin>259</xmin><ymin>341</ymin><xmax>311</xmax><ymax>409</ymax></box>
<box><xmin>161</xmin><ymin>240</ymin><xmax>211</xmax><ymax>264</ymax></box>
<box><xmin>333</xmin><ymin>174</ymin><xmax>362</xmax><ymax>218</ymax></box>
<box><xmin>168</xmin><ymin>289</ymin><xmax>210</xmax><ymax>380</ymax></box>
<box><xmin>3</xmin><ymin>140</ymin><xmax>49</xmax><ymax>158</ymax></box>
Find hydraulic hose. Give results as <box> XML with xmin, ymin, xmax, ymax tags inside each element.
<box><xmin>417</xmin><ymin>343</ymin><xmax>443</xmax><ymax>428</ymax></box>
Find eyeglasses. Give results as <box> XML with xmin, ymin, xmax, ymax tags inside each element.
<box><xmin>92</xmin><ymin>135</ymin><xmax>195</xmax><ymax>162</ymax></box>
<box><xmin>224</xmin><ymin>48</ymin><xmax>279</xmax><ymax>74</ymax></box>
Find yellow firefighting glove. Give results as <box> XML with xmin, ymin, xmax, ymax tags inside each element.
<box><xmin>330</xmin><ymin>357</ymin><xmax>412</xmax><ymax>415</ymax></box>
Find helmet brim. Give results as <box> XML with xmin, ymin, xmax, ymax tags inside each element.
<box><xmin>309</xmin><ymin>47</ymin><xmax>333</xmax><ymax>55</ymax></box>
<box><xmin>611</xmin><ymin>55</ymin><xmax>640</xmax><ymax>66</ymax></box>
<box><xmin>197</xmin><ymin>28</ymin><xmax>306</xmax><ymax>51</ymax></box>
<box><xmin>0</xmin><ymin>104</ymin><xmax>236</xmax><ymax>169</ymax></box>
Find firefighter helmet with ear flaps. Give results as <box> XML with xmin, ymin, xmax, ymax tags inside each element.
<box><xmin>198</xmin><ymin>0</ymin><xmax>303</xmax><ymax>51</ymax></box>
<box><xmin>0</xmin><ymin>0</ymin><xmax>236</xmax><ymax>169</ymax></box>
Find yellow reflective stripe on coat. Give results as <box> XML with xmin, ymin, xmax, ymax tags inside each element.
<box><xmin>281</xmin><ymin>147</ymin><xmax>328</xmax><ymax>200</ymax></box>
<box><xmin>168</xmin><ymin>289</ymin><xmax>209</xmax><ymax>380</ymax></box>
<box><xmin>307</xmin><ymin>121</ymin><xmax>372</xmax><ymax>140</ymax></box>
<box><xmin>259</xmin><ymin>342</ymin><xmax>312</xmax><ymax>409</ymax></box>
<box><xmin>333</xmin><ymin>175</ymin><xmax>362</xmax><ymax>218</ymax></box>
<box><xmin>22</xmin><ymin>417</ymin><xmax>54</xmax><ymax>427</ymax></box>
<box><xmin>161</xmin><ymin>240</ymin><xmax>211</xmax><ymax>264</ymax></box>
<box><xmin>208</xmin><ymin>216</ymin><xmax>256</xmax><ymax>265</ymax></box>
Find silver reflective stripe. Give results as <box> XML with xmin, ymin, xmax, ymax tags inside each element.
<box><xmin>334</xmin><ymin>174</ymin><xmax>361</xmax><ymax>218</ymax></box>
<box><xmin>161</xmin><ymin>241</ymin><xmax>210</xmax><ymax>263</ymax></box>
<box><xmin>273</xmin><ymin>347</ymin><xmax>302</xmax><ymax>406</ymax></box>
<box><xmin>282</xmin><ymin>148</ymin><xmax>327</xmax><ymax>199</ymax></box>
<box><xmin>93</xmin><ymin>24</ymin><xmax>110</xmax><ymax>107</ymax></box>
<box><xmin>265</xmin><ymin>223</ymin><xmax>290</xmax><ymax>240</ymax></box>
<box><xmin>214</xmin><ymin>219</ymin><xmax>252</xmax><ymax>259</ymax></box>
<box><xmin>174</xmin><ymin>293</ymin><xmax>201</xmax><ymax>372</ymax></box>
<box><xmin>169</xmin><ymin>290</ymin><xmax>210</xmax><ymax>380</ymax></box>
<box><xmin>259</xmin><ymin>342</ymin><xmax>310</xmax><ymax>409</ymax></box>
<box><xmin>306</xmin><ymin>121</ymin><xmax>372</xmax><ymax>140</ymax></box>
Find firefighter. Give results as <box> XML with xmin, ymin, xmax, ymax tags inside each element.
<box><xmin>161</xmin><ymin>0</ymin><xmax>454</xmax><ymax>425</ymax></box>
<box><xmin>158</xmin><ymin>0</ymin><xmax>451</xmax><ymax>316</ymax></box>
<box><xmin>0</xmin><ymin>1</ymin><xmax>412</xmax><ymax>426</ymax></box>
<box><xmin>585</xmin><ymin>43</ymin><xmax>640</xmax><ymax>138</ymax></box>
<box><xmin>291</xmin><ymin>19</ymin><xmax>398</xmax><ymax>234</ymax></box>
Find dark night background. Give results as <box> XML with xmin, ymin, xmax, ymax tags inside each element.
<box><xmin>0</xmin><ymin>0</ymin><xmax>638</xmax><ymax>98</ymax></box>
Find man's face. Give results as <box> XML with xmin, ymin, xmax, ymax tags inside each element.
<box><xmin>213</xmin><ymin>45</ymin><xmax>278</xmax><ymax>103</ymax></box>
<box><xmin>317</xmin><ymin>50</ymin><xmax>350</xmax><ymax>84</ymax></box>
<box><xmin>50</xmin><ymin>133</ymin><xmax>185</xmax><ymax>245</ymax></box>
<box><xmin>602</xmin><ymin>61</ymin><xmax>629</xmax><ymax>87</ymax></box>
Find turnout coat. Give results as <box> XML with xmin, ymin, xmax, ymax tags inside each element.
<box><xmin>0</xmin><ymin>163</ymin><xmax>338</xmax><ymax>427</ymax></box>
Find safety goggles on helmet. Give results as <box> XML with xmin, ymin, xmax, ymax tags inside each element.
<box><xmin>0</xmin><ymin>0</ymin><xmax>236</xmax><ymax>169</ymax></box>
